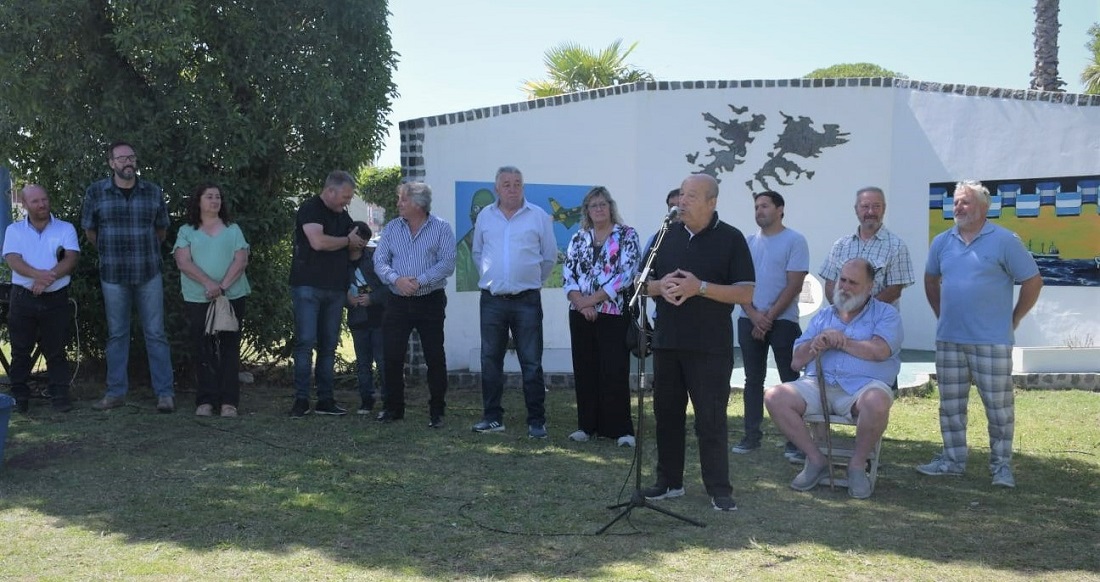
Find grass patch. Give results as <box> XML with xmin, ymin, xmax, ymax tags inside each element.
<box><xmin>1</xmin><ymin>381</ymin><xmax>1098</xmax><ymax>580</ymax></box>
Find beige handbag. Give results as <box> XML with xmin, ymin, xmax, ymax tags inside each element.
<box><xmin>205</xmin><ymin>295</ymin><xmax>239</xmax><ymax>334</ymax></box>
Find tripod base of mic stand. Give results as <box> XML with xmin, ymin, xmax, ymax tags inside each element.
<box><xmin>596</xmin><ymin>489</ymin><xmax>706</xmax><ymax>534</ymax></box>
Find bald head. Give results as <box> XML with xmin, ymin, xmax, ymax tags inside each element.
<box><xmin>678</xmin><ymin>173</ymin><xmax>720</xmax><ymax>231</ymax></box>
<box><xmin>20</xmin><ymin>184</ymin><xmax>52</xmax><ymax>225</ymax></box>
<box><xmin>682</xmin><ymin>173</ymin><xmax>719</xmax><ymax>200</ymax></box>
<box><xmin>20</xmin><ymin>183</ymin><xmax>46</xmax><ymax>199</ymax></box>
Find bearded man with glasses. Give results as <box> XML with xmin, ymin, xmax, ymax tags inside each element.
<box><xmin>81</xmin><ymin>141</ymin><xmax>176</xmax><ymax>412</ymax></box>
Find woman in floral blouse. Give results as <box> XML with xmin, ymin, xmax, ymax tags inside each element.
<box><xmin>562</xmin><ymin>186</ymin><xmax>641</xmax><ymax>447</ymax></box>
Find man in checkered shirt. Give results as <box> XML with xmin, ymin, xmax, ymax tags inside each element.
<box><xmin>818</xmin><ymin>186</ymin><xmax>914</xmax><ymax>308</ymax></box>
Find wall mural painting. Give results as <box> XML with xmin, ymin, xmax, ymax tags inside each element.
<box><xmin>454</xmin><ymin>181</ymin><xmax>590</xmax><ymax>292</ymax></box>
<box><xmin>928</xmin><ymin>176</ymin><xmax>1100</xmax><ymax>287</ymax></box>
<box><xmin>685</xmin><ymin>104</ymin><xmax>850</xmax><ymax>191</ymax></box>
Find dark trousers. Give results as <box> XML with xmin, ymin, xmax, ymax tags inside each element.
<box><xmin>185</xmin><ymin>298</ymin><xmax>246</xmax><ymax>408</ymax></box>
<box><xmin>382</xmin><ymin>290</ymin><xmax>447</xmax><ymax>417</ymax></box>
<box><xmin>737</xmin><ymin>317</ymin><xmax>802</xmax><ymax>441</ymax></box>
<box><xmin>351</xmin><ymin>325</ymin><xmax>385</xmax><ymax>406</ymax></box>
<box><xmin>7</xmin><ymin>286</ymin><xmax>71</xmax><ymax>403</ymax></box>
<box><xmin>479</xmin><ymin>290</ymin><xmax>546</xmax><ymax>425</ymax></box>
<box><xmin>568</xmin><ymin>310</ymin><xmax>634</xmax><ymax>438</ymax></box>
<box><xmin>652</xmin><ymin>348</ymin><xmax>734</xmax><ymax>497</ymax></box>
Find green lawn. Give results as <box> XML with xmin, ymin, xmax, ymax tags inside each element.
<box><xmin>1</xmin><ymin>380</ymin><xmax>1097</xmax><ymax>581</ymax></box>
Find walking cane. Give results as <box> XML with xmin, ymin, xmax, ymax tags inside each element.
<box><xmin>814</xmin><ymin>353</ymin><xmax>835</xmax><ymax>490</ymax></box>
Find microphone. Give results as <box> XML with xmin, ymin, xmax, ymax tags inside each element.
<box><xmin>663</xmin><ymin>206</ymin><xmax>680</xmax><ymax>222</ymax></box>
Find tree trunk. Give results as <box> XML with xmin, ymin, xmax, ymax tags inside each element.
<box><xmin>1030</xmin><ymin>0</ymin><xmax>1065</xmax><ymax>92</ymax></box>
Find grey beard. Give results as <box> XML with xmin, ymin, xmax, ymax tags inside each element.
<box><xmin>833</xmin><ymin>288</ymin><xmax>870</xmax><ymax>313</ymax></box>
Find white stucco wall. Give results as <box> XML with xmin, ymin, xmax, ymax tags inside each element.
<box><xmin>399</xmin><ymin>81</ymin><xmax>1100</xmax><ymax>370</ymax></box>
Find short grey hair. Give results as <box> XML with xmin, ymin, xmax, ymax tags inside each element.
<box><xmin>325</xmin><ymin>170</ymin><xmax>357</xmax><ymax>190</ymax></box>
<box><xmin>855</xmin><ymin>186</ymin><xmax>885</xmax><ymax>201</ymax></box>
<box><xmin>400</xmin><ymin>181</ymin><xmax>433</xmax><ymax>213</ymax></box>
<box><xmin>853</xmin><ymin>187</ymin><xmax>888</xmax><ymax>207</ymax></box>
<box><xmin>496</xmin><ymin>166</ymin><xmax>523</xmax><ymax>182</ymax></box>
<box><xmin>954</xmin><ymin>180</ymin><xmax>991</xmax><ymax>207</ymax></box>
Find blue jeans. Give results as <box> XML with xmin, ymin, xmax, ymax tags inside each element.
<box><xmin>291</xmin><ymin>286</ymin><xmax>346</xmax><ymax>401</ymax></box>
<box><xmin>352</xmin><ymin>326</ymin><xmax>386</xmax><ymax>405</ymax></box>
<box><xmin>737</xmin><ymin>317</ymin><xmax>802</xmax><ymax>442</ymax></box>
<box><xmin>479</xmin><ymin>290</ymin><xmax>545</xmax><ymax>425</ymax></box>
<box><xmin>101</xmin><ymin>274</ymin><xmax>174</xmax><ymax>398</ymax></box>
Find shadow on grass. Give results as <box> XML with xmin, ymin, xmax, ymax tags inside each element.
<box><xmin>1</xmin><ymin>383</ymin><xmax>1098</xmax><ymax>578</ymax></box>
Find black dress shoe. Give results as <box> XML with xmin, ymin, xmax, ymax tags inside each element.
<box><xmin>15</xmin><ymin>398</ymin><xmax>30</xmax><ymax>414</ymax></box>
<box><xmin>376</xmin><ymin>410</ymin><xmax>403</xmax><ymax>423</ymax></box>
<box><xmin>428</xmin><ymin>415</ymin><xmax>444</xmax><ymax>429</ymax></box>
<box><xmin>51</xmin><ymin>399</ymin><xmax>73</xmax><ymax>413</ymax></box>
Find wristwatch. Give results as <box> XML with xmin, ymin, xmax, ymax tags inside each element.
<box><xmin>699</xmin><ymin>281</ymin><xmax>708</xmax><ymax>297</ymax></box>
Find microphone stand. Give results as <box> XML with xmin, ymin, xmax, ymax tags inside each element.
<box><xmin>597</xmin><ymin>212</ymin><xmax>705</xmax><ymax>534</ymax></box>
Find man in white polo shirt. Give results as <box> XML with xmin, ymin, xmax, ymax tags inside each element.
<box><xmin>3</xmin><ymin>184</ymin><xmax>80</xmax><ymax>413</ymax></box>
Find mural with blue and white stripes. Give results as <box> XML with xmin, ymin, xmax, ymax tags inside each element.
<box><xmin>929</xmin><ymin>175</ymin><xmax>1100</xmax><ymax>287</ymax></box>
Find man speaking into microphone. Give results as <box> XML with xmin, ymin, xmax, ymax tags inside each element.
<box><xmin>640</xmin><ymin>173</ymin><xmax>755</xmax><ymax>512</ymax></box>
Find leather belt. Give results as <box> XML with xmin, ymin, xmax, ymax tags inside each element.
<box><xmin>10</xmin><ymin>285</ymin><xmax>68</xmax><ymax>299</ymax></box>
<box><xmin>482</xmin><ymin>288</ymin><xmax>537</xmax><ymax>300</ymax></box>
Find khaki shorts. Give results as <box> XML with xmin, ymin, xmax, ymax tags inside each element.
<box><xmin>783</xmin><ymin>376</ymin><xmax>893</xmax><ymax>422</ymax></box>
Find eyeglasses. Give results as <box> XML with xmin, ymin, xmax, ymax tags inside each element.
<box><xmin>113</xmin><ymin>155</ymin><xmax>137</xmax><ymax>163</ymax></box>
<box><xmin>587</xmin><ymin>202</ymin><xmax>609</xmax><ymax>210</ymax></box>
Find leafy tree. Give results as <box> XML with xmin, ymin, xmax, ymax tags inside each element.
<box><xmin>803</xmin><ymin>63</ymin><xmax>906</xmax><ymax>79</ymax></box>
<box><xmin>0</xmin><ymin>1</ymin><xmax>396</xmax><ymax>375</ymax></box>
<box><xmin>522</xmin><ymin>39</ymin><xmax>654</xmax><ymax>99</ymax></box>
<box><xmin>357</xmin><ymin>164</ymin><xmax>402</xmax><ymax>225</ymax></box>
<box><xmin>1083</xmin><ymin>23</ymin><xmax>1100</xmax><ymax>94</ymax></box>
<box><xmin>1030</xmin><ymin>0</ymin><xmax>1066</xmax><ymax>91</ymax></box>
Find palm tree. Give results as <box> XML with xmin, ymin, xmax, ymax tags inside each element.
<box><xmin>522</xmin><ymin>39</ymin><xmax>654</xmax><ymax>99</ymax></box>
<box><xmin>1083</xmin><ymin>23</ymin><xmax>1100</xmax><ymax>94</ymax></box>
<box><xmin>1030</xmin><ymin>0</ymin><xmax>1065</xmax><ymax>91</ymax></box>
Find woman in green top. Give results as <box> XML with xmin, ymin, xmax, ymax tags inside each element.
<box><xmin>173</xmin><ymin>183</ymin><xmax>251</xmax><ymax>417</ymax></box>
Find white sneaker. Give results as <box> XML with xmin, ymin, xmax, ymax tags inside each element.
<box><xmin>568</xmin><ymin>430</ymin><xmax>590</xmax><ymax>442</ymax></box>
<box><xmin>991</xmin><ymin>464</ymin><xmax>1016</xmax><ymax>488</ymax></box>
<box><xmin>617</xmin><ymin>435</ymin><xmax>636</xmax><ymax>448</ymax></box>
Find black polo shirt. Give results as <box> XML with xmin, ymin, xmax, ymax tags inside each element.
<box><xmin>650</xmin><ymin>211</ymin><xmax>755</xmax><ymax>355</ymax></box>
<box><xmin>289</xmin><ymin>195</ymin><xmax>353</xmax><ymax>290</ymax></box>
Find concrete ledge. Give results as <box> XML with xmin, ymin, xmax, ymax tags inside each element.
<box><xmin>443</xmin><ymin>370</ymin><xmax>1100</xmax><ymax>394</ymax></box>
<box><xmin>447</xmin><ymin>369</ymin><xmax>653</xmax><ymax>392</ymax></box>
<box><xmin>1013</xmin><ymin>373</ymin><xmax>1100</xmax><ymax>391</ymax></box>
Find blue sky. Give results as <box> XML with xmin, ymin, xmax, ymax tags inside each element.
<box><xmin>379</xmin><ymin>0</ymin><xmax>1099</xmax><ymax>165</ymax></box>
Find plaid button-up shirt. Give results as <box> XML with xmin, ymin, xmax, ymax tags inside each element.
<box><xmin>81</xmin><ymin>177</ymin><xmax>170</xmax><ymax>285</ymax></box>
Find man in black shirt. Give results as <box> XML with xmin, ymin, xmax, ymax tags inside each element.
<box><xmin>288</xmin><ymin>170</ymin><xmax>367</xmax><ymax>417</ymax></box>
<box><xmin>641</xmin><ymin>173</ymin><xmax>755</xmax><ymax>512</ymax></box>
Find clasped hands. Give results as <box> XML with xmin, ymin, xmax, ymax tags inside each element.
<box><xmin>395</xmin><ymin>276</ymin><xmax>420</xmax><ymax>297</ymax></box>
<box><xmin>656</xmin><ymin>269</ymin><xmax>703</xmax><ymax>306</ymax></box>
<box><xmin>569</xmin><ymin>292</ymin><xmax>599</xmax><ymax>322</ymax></box>
<box><xmin>31</xmin><ymin>269</ymin><xmax>59</xmax><ymax>295</ymax></box>
<box><xmin>747</xmin><ymin>309</ymin><xmax>774</xmax><ymax>340</ymax></box>
<box><xmin>808</xmin><ymin>329</ymin><xmax>848</xmax><ymax>354</ymax></box>
<box><xmin>203</xmin><ymin>280</ymin><xmax>225</xmax><ymax>300</ymax></box>
<box><xmin>347</xmin><ymin>291</ymin><xmax>371</xmax><ymax>307</ymax></box>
